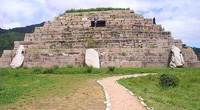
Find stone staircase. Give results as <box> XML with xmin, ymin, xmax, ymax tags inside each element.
<box><xmin>0</xmin><ymin>9</ymin><xmax>199</xmax><ymax>67</ymax></box>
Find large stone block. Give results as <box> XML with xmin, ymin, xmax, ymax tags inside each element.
<box><xmin>143</xmin><ymin>62</ymin><xmax>168</xmax><ymax>67</ymax></box>
<box><xmin>120</xmin><ymin>61</ymin><xmax>142</xmax><ymax>67</ymax></box>
<box><xmin>85</xmin><ymin>49</ymin><xmax>100</xmax><ymax>68</ymax></box>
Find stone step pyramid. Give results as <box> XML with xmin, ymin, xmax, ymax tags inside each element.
<box><xmin>0</xmin><ymin>9</ymin><xmax>199</xmax><ymax>67</ymax></box>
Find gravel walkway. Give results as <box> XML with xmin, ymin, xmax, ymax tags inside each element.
<box><xmin>98</xmin><ymin>74</ymin><xmax>155</xmax><ymax>110</ymax></box>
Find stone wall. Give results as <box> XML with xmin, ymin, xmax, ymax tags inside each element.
<box><xmin>13</xmin><ymin>10</ymin><xmax>181</xmax><ymax>49</ymax></box>
<box><xmin>0</xmin><ymin>9</ymin><xmax>199</xmax><ymax>68</ymax></box>
<box><xmin>0</xmin><ymin>48</ymin><xmax>199</xmax><ymax>68</ymax></box>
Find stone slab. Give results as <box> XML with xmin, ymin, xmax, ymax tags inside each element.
<box><xmin>85</xmin><ymin>49</ymin><xmax>100</xmax><ymax>68</ymax></box>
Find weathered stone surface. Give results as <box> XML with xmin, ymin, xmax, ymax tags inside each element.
<box><xmin>0</xmin><ymin>9</ymin><xmax>199</xmax><ymax>68</ymax></box>
<box><xmin>85</xmin><ymin>49</ymin><xmax>100</xmax><ymax>68</ymax></box>
<box><xmin>10</xmin><ymin>45</ymin><xmax>25</xmax><ymax>68</ymax></box>
<box><xmin>120</xmin><ymin>61</ymin><xmax>143</xmax><ymax>67</ymax></box>
<box><xmin>170</xmin><ymin>45</ymin><xmax>184</xmax><ymax>68</ymax></box>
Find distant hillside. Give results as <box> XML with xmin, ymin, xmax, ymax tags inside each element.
<box><xmin>0</xmin><ymin>22</ymin><xmax>44</xmax><ymax>34</ymax></box>
<box><xmin>0</xmin><ymin>22</ymin><xmax>44</xmax><ymax>56</ymax></box>
<box><xmin>0</xmin><ymin>32</ymin><xmax>24</xmax><ymax>56</ymax></box>
<box><xmin>0</xmin><ymin>28</ymin><xmax>8</xmax><ymax>33</ymax></box>
<box><xmin>192</xmin><ymin>47</ymin><xmax>200</xmax><ymax>60</ymax></box>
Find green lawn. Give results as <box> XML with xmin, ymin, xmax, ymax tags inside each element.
<box><xmin>118</xmin><ymin>68</ymin><xmax>200</xmax><ymax>110</ymax></box>
<box><xmin>0</xmin><ymin>67</ymin><xmax>110</xmax><ymax>109</ymax></box>
<box><xmin>0</xmin><ymin>67</ymin><xmax>200</xmax><ymax>110</ymax></box>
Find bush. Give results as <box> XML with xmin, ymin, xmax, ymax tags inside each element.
<box><xmin>32</xmin><ymin>66</ymin><xmax>43</xmax><ymax>74</ymax></box>
<box><xmin>86</xmin><ymin>66</ymin><xmax>93</xmax><ymax>73</ymax></box>
<box><xmin>108</xmin><ymin>66</ymin><xmax>115</xmax><ymax>72</ymax></box>
<box><xmin>67</xmin><ymin>65</ymin><xmax>73</xmax><ymax>68</ymax></box>
<box><xmin>53</xmin><ymin>65</ymin><xmax>59</xmax><ymax>70</ymax></box>
<box><xmin>43</xmin><ymin>67</ymin><xmax>55</xmax><ymax>74</ymax></box>
<box><xmin>148</xmin><ymin>44</ymin><xmax>157</xmax><ymax>48</ymax></box>
<box><xmin>22</xmin><ymin>66</ymin><xmax>29</xmax><ymax>69</ymax></box>
<box><xmin>159</xmin><ymin>74</ymin><xmax>180</xmax><ymax>89</ymax></box>
<box><xmin>87</xmin><ymin>38</ymin><xmax>97</xmax><ymax>48</ymax></box>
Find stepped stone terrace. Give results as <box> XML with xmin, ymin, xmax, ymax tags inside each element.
<box><xmin>0</xmin><ymin>8</ymin><xmax>199</xmax><ymax>68</ymax></box>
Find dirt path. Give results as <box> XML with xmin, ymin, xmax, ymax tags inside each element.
<box><xmin>98</xmin><ymin>74</ymin><xmax>155</xmax><ymax>110</ymax></box>
<box><xmin>2</xmin><ymin>74</ymin><xmax>154</xmax><ymax>110</ymax></box>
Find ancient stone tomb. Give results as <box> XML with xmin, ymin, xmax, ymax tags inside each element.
<box><xmin>0</xmin><ymin>9</ymin><xmax>199</xmax><ymax>68</ymax></box>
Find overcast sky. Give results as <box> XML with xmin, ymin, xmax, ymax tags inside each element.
<box><xmin>0</xmin><ymin>0</ymin><xmax>200</xmax><ymax>47</ymax></box>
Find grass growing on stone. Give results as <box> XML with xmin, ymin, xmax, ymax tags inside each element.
<box><xmin>118</xmin><ymin>68</ymin><xmax>200</xmax><ymax>110</ymax></box>
<box><xmin>65</xmin><ymin>7</ymin><xmax>130</xmax><ymax>13</ymax></box>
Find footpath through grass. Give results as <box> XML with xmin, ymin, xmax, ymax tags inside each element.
<box><xmin>0</xmin><ymin>67</ymin><xmax>199</xmax><ymax>109</ymax></box>
<box><xmin>0</xmin><ymin>66</ymin><xmax>164</xmax><ymax>108</ymax></box>
<box><xmin>118</xmin><ymin>68</ymin><xmax>200</xmax><ymax>110</ymax></box>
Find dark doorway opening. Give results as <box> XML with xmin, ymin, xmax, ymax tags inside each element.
<box><xmin>91</xmin><ymin>21</ymin><xmax>106</xmax><ymax>27</ymax></box>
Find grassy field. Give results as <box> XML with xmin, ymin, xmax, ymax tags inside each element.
<box><xmin>118</xmin><ymin>68</ymin><xmax>200</xmax><ymax>110</ymax></box>
<box><xmin>0</xmin><ymin>67</ymin><xmax>111</xmax><ymax>109</ymax></box>
<box><xmin>0</xmin><ymin>67</ymin><xmax>199</xmax><ymax>109</ymax></box>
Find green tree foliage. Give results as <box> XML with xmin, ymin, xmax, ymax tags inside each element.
<box><xmin>0</xmin><ymin>22</ymin><xmax>44</xmax><ymax>57</ymax></box>
<box><xmin>192</xmin><ymin>47</ymin><xmax>200</xmax><ymax>60</ymax></box>
<box><xmin>0</xmin><ymin>32</ymin><xmax>24</xmax><ymax>56</ymax></box>
<box><xmin>0</xmin><ymin>22</ymin><xmax>44</xmax><ymax>34</ymax></box>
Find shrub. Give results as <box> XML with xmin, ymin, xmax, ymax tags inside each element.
<box><xmin>67</xmin><ymin>65</ymin><xmax>73</xmax><ymax>68</ymax></box>
<box><xmin>87</xmin><ymin>38</ymin><xmax>97</xmax><ymax>48</ymax></box>
<box><xmin>182</xmin><ymin>44</ymin><xmax>186</xmax><ymax>48</ymax></box>
<box><xmin>122</xmin><ymin>52</ymin><xmax>126</xmax><ymax>56</ymax></box>
<box><xmin>23</xmin><ymin>66</ymin><xmax>29</xmax><ymax>69</ymax></box>
<box><xmin>53</xmin><ymin>65</ymin><xmax>59</xmax><ymax>70</ymax></box>
<box><xmin>148</xmin><ymin>44</ymin><xmax>157</xmax><ymax>48</ymax></box>
<box><xmin>86</xmin><ymin>66</ymin><xmax>93</xmax><ymax>73</ymax></box>
<box><xmin>159</xmin><ymin>74</ymin><xmax>180</xmax><ymax>89</ymax></box>
<box><xmin>32</xmin><ymin>66</ymin><xmax>43</xmax><ymax>74</ymax></box>
<box><xmin>108</xmin><ymin>66</ymin><xmax>115</xmax><ymax>72</ymax></box>
<box><xmin>43</xmin><ymin>67</ymin><xmax>55</xmax><ymax>74</ymax></box>
<box><xmin>75</xmin><ymin>13</ymin><xmax>83</xmax><ymax>16</ymax></box>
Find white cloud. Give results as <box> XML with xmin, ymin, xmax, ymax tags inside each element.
<box><xmin>0</xmin><ymin>0</ymin><xmax>199</xmax><ymax>47</ymax></box>
<box><xmin>3</xmin><ymin>22</ymin><xmax>22</xmax><ymax>29</ymax></box>
<box><xmin>136</xmin><ymin>0</ymin><xmax>200</xmax><ymax>47</ymax></box>
<box><xmin>0</xmin><ymin>14</ymin><xmax>3</xmax><ymax>20</ymax></box>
